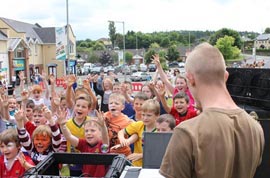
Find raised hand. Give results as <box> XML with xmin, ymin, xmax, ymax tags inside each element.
<box><xmin>14</xmin><ymin>109</ymin><xmax>25</xmax><ymax>128</ymax></box>
<box><xmin>56</xmin><ymin>108</ymin><xmax>68</xmax><ymax>126</ymax></box>
<box><xmin>152</xmin><ymin>54</ymin><xmax>161</xmax><ymax>68</ymax></box>
<box><xmin>95</xmin><ymin>110</ymin><xmax>106</xmax><ymax>127</ymax></box>
<box><xmin>155</xmin><ymin>82</ymin><xmax>166</xmax><ymax>96</ymax></box>
<box><xmin>67</xmin><ymin>74</ymin><xmax>76</xmax><ymax>87</ymax></box>
<box><xmin>41</xmin><ymin>105</ymin><xmax>52</xmax><ymax>121</ymax></box>
<box><xmin>82</xmin><ymin>78</ymin><xmax>90</xmax><ymax>89</ymax></box>
<box><xmin>49</xmin><ymin>74</ymin><xmax>56</xmax><ymax>84</ymax></box>
<box><xmin>0</xmin><ymin>94</ymin><xmax>9</xmax><ymax>108</ymax></box>
<box><xmin>21</xmin><ymin>89</ymin><xmax>30</xmax><ymax>101</ymax></box>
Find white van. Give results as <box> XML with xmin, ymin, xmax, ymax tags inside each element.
<box><xmin>83</xmin><ymin>63</ymin><xmax>94</xmax><ymax>75</ymax></box>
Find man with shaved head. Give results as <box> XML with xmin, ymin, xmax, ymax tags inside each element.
<box><xmin>160</xmin><ymin>43</ymin><xmax>264</xmax><ymax>178</ymax></box>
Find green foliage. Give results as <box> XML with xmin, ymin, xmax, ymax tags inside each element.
<box><xmin>109</xmin><ymin>22</ymin><xmax>117</xmax><ymax>48</ymax></box>
<box><xmin>264</xmin><ymin>27</ymin><xmax>270</xmax><ymax>34</ymax></box>
<box><xmin>149</xmin><ymin>42</ymin><xmax>160</xmax><ymax>49</ymax></box>
<box><xmin>160</xmin><ymin>37</ymin><xmax>170</xmax><ymax>47</ymax></box>
<box><xmin>144</xmin><ymin>49</ymin><xmax>156</xmax><ymax>64</ymax></box>
<box><xmin>125</xmin><ymin>51</ymin><xmax>133</xmax><ymax>64</ymax></box>
<box><xmin>215</xmin><ymin>35</ymin><xmax>241</xmax><ymax>60</ymax></box>
<box><xmin>209</xmin><ymin>28</ymin><xmax>242</xmax><ymax>49</ymax></box>
<box><xmin>92</xmin><ymin>42</ymin><xmax>105</xmax><ymax>50</ymax></box>
<box><xmin>88</xmin><ymin>52</ymin><xmax>99</xmax><ymax>63</ymax></box>
<box><xmin>167</xmin><ymin>45</ymin><xmax>180</xmax><ymax>61</ymax></box>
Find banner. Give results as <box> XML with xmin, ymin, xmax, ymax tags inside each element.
<box><xmin>55</xmin><ymin>27</ymin><xmax>67</xmax><ymax>60</ymax></box>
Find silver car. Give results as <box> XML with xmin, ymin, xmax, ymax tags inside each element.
<box><xmin>130</xmin><ymin>72</ymin><xmax>152</xmax><ymax>81</ymax></box>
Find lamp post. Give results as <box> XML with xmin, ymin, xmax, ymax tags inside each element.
<box><xmin>108</xmin><ymin>20</ymin><xmax>125</xmax><ymax>65</ymax></box>
<box><xmin>66</xmin><ymin>0</ymin><xmax>70</xmax><ymax>75</ymax></box>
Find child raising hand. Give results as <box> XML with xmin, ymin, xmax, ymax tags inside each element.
<box><xmin>57</xmin><ymin>109</ymin><xmax>109</xmax><ymax>177</ymax></box>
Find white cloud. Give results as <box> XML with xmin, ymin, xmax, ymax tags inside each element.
<box><xmin>0</xmin><ymin>0</ymin><xmax>269</xmax><ymax>40</ymax></box>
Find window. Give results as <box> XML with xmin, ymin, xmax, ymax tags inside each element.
<box><xmin>69</xmin><ymin>44</ymin><xmax>74</xmax><ymax>54</ymax></box>
<box><xmin>15</xmin><ymin>46</ymin><xmax>24</xmax><ymax>58</ymax></box>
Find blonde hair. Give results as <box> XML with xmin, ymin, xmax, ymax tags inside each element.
<box><xmin>185</xmin><ymin>42</ymin><xmax>226</xmax><ymax>85</ymax></box>
<box><xmin>84</xmin><ymin>120</ymin><xmax>102</xmax><ymax>131</ymax></box>
<box><xmin>109</xmin><ymin>93</ymin><xmax>125</xmax><ymax>105</ymax></box>
<box><xmin>102</xmin><ymin>78</ymin><xmax>113</xmax><ymax>91</ymax></box>
<box><xmin>32</xmin><ymin>125</ymin><xmax>52</xmax><ymax>140</ymax></box>
<box><xmin>141</xmin><ymin>99</ymin><xmax>160</xmax><ymax>116</ymax></box>
<box><xmin>75</xmin><ymin>95</ymin><xmax>92</xmax><ymax>108</ymax></box>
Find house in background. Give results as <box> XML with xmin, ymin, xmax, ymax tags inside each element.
<box><xmin>254</xmin><ymin>34</ymin><xmax>270</xmax><ymax>49</ymax></box>
<box><xmin>0</xmin><ymin>17</ymin><xmax>76</xmax><ymax>84</ymax></box>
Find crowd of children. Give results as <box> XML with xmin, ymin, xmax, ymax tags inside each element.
<box><xmin>0</xmin><ymin>55</ymin><xmax>199</xmax><ymax>177</ymax></box>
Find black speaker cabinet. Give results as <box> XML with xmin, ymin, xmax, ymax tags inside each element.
<box><xmin>23</xmin><ymin>153</ymin><xmax>130</xmax><ymax>178</ymax></box>
<box><xmin>227</xmin><ymin>68</ymin><xmax>270</xmax><ymax>118</ymax></box>
<box><xmin>254</xmin><ymin>119</ymin><xmax>270</xmax><ymax>178</ymax></box>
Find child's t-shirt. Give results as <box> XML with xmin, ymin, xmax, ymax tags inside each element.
<box><xmin>0</xmin><ymin>155</ymin><xmax>34</xmax><ymax>178</ymax></box>
<box><xmin>65</xmin><ymin>116</ymin><xmax>91</xmax><ymax>171</ymax></box>
<box><xmin>76</xmin><ymin>139</ymin><xmax>108</xmax><ymax>177</ymax></box>
<box><xmin>104</xmin><ymin>112</ymin><xmax>133</xmax><ymax>156</ymax></box>
<box><xmin>125</xmin><ymin>121</ymin><xmax>145</xmax><ymax>167</ymax></box>
<box><xmin>170</xmin><ymin>107</ymin><xmax>197</xmax><ymax>126</ymax></box>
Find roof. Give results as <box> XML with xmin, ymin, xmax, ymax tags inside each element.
<box><xmin>33</xmin><ymin>27</ymin><xmax>55</xmax><ymax>43</ymax></box>
<box><xmin>0</xmin><ymin>17</ymin><xmax>76</xmax><ymax>44</ymax></box>
<box><xmin>256</xmin><ymin>34</ymin><xmax>270</xmax><ymax>41</ymax></box>
<box><xmin>7</xmin><ymin>38</ymin><xmax>29</xmax><ymax>51</ymax></box>
<box><xmin>133</xmin><ymin>54</ymin><xmax>143</xmax><ymax>59</ymax></box>
<box><xmin>0</xmin><ymin>17</ymin><xmax>42</xmax><ymax>41</ymax></box>
<box><xmin>0</xmin><ymin>30</ymin><xmax>7</xmax><ymax>40</ymax></box>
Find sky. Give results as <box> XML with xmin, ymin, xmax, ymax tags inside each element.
<box><xmin>0</xmin><ymin>0</ymin><xmax>269</xmax><ymax>40</ymax></box>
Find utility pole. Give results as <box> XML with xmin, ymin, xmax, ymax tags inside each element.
<box><xmin>66</xmin><ymin>0</ymin><xmax>70</xmax><ymax>75</ymax></box>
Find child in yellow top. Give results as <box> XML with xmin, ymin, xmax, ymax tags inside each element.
<box><xmin>118</xmin><ymin>99</ymin><xmax>160</xmax><ymax>167</ymax></box>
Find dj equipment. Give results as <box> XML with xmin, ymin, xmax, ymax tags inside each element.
<box><xmin>142</xmin><ymin>132</ymin><xmax>172</xmax><ymax>169</ymax></box>
<box><xmin>23</xmin><ymin>153</ymin><xmax>130</xmax><ymax>178</ymax></box>
<box><xmin>226</xmin><ymin>68</ymin><xmax>270</xmax><ymax>118</ymax></box>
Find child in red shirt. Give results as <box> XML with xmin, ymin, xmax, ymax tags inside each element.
<box><xmin>0</xmin><ymin>128</ymin><xmax>35</xmax><ymax>178</ymax></box>
<box><xmin>157</xmin><ymin>84</ymin><xmax>197</xmax><ymax>126</ymax></box>
<box><xmin>57</xmin><ymin>109</ymin><xmax>109</xmax><ymax>177</ymax></box>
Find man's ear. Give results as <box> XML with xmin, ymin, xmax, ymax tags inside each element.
<box><xmin>224</xmin><ymin>70</ymin><xmax>229</xmax><ymax>82</ymax></box>
<box><xmin>186</xmin><ymin>72</ymin><xmax>195</xmax><ymax>87</ymax></box>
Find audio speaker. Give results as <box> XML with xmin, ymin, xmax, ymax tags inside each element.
<box><xmin>23</xmin><ymin>153</ymin><xmax>130</xmax><ymax>178</ymax></box>
<box><xmin>226</xmin><ymin>68</ymin><xmax>270</xmax><ymax>117</ymax></box>
<box><xmin>254</xmin><ymin>119</ymin><xmax>270</xmax><ymax>178</ymax></box>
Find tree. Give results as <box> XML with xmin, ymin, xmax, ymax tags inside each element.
<box><xmin>92</xmin><ymin>42</ymin><xmax>105</xmax><ymax>50</ymax></box>
<box><xmin>109</xmin><ymin>21</ymin><xmax>117</xmax><ymax>48</ymax></box>
<box><xmin>215</xmin><ymin>35</ymin><xmax>241</xmax><ymax>60</ymax></box>
<box><xmin>160</xmin><ymin>37</ymin><xmax>170</xmax><ymax>48</ymax></box>
<box><xmin>125</xmin><ymin>52</ymin><xmax>133</xmax><ymax>65</ymax></box>
<box><xmin>144</xmin><ymin>49</ymin><xmax>156</xmax><ymax>64</ymax></box>
<box><xmin>167</xmin><ymin>44</ymin><xmax>180</xmax><ymax>61</ymax></box>
<box><xmin>100</xmin><ymin>51</ymin><xmax>113</xmax><ymax>66</ymax></box>
<box><xmin>209</xmin><ymin>28</ymin><xmax>242</xmax><ymax>49</ymax></box>
<box><xmin>264</xmin><ymin>27</ymin><xmax>270</xmax><ymax>34</ymax></box>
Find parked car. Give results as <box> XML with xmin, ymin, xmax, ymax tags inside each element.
<box><xmin>130</xmin><ymin>72</ymin><xmax>152</xmax><ymax>81</ymax></box>
<box><xmin>122</xmin><ymin>65</ymin><xmax>131</xmax><ymax>75</ymax></box>
<box><xmin>104</xmin><ymin>66</ymin><xmax>114</xmax><ymax>73</ymax></box>
<box><xmin>130</xmin><ymin>65</ymin><xmax>138</xmax><ymax>72</ymax></box>
<box><xmin>139</xmin><ymin>64</ymin><xmax>148</xmax><ymax>72</ymax></box>
<box><xmin>168</xmin><ymin>61</ymin><xmax>179</xmax><ymax>68</ymax></box>
<box><xmin>91</xmin><ymin>66</ymin><xmax>103</xmax><ymax>74</ymax></box>
<box><xmin>178</xmin><ymin>62</ymin><xmax>185</xmax><ymax>68</ymax></box>
<box><xmin>148</xmin><ymin>63</ymin><xmax>156</xmax><ymax>72</ymax></box>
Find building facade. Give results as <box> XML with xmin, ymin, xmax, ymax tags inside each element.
<box><xmin>0</xmin><ymin>17</ymin><xmax>76</xmax><ymax>84</ymax></box>
<box><xmin>254</xmin><ymin>34</ymin><xmax>270</xmax><ymax>49</ymax></box>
